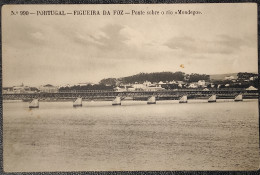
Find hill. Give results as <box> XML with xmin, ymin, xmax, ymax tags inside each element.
<box><xmin>99</xmin><ymin>71</ymin><xmax>210</xmax><ymax>85</ymax></box>
<box><xmin>210</xmin><ymin>73</ymin><xmax>238</xmax><ymax>80</ymax></box>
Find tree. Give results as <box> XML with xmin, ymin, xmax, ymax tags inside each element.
<box><xmin>99</xmin><ymin>78</ymin><xmax>117</xmax><ymax>86</ymax></box>
<box><xmin>188</xmin><ymin>73</ymin><xmax>210</xmax><ymax>82</ymax></box>
<box><xmin>120</xmin><ymin>71</ymin><xmax>186</xmax><ymax>84</ymax></box>
<box><xmin>237</xmin><ymin>72</ymin><xmax>257</xmax><ymax>80</ymax></box>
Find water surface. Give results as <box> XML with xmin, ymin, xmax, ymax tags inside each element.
<box><xmin>3</xmin><ymin>100</ymin><xmax>259</xmax><ymax>171</ymax></box>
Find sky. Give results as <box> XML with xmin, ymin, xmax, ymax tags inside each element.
<box><xmin>2</xmin><ymin>4</ymin><xmax>258</xmax><ymax>87</ymax></box>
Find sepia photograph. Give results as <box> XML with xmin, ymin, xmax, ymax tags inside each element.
<box><xmin>2</xmin><ymin>3</ymin><xmax>259</xmax><ymax>172</ymax></box>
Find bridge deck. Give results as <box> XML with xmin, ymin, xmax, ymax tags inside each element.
<box><xmin>3</xmin><ymin>89</ymin><xmax>258</xmax><ymax>100</ymax></box>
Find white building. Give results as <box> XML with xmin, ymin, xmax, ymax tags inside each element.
<box><xmin>143</xmin><ymin>81</ymin><xmax>152</xmax><ymax>86</ymax></box>
<box><xmin>133</xmin><ymin>84</ymin><xmax>146</xmax><ymax>89</ymax></box>
<box><xmin>249</xmin><ymin>76</ymin><xmax>258</xmax><ymax>81</ymax></box>
<box><xmin>39</xmin><ymin>84</ymin><xmax>58</xmax><ymax>93</ymax></box>
<box><xmin>189</xmin><ymin>83</ymin><xmax>198</xmax><ymax>88</ymax></box>
<box><xmin>146</xmin><ymin>85</ymin><xmax>164</xmax><ymax>91</ymax></box>
<box><xmin>198</xmin><ymin>80</ymin><xmax>206</xmax><ymax>87</ymax></box>
<box><xmin>13</xmin><ymin>84</ymin><xmax>31</xmax><ymax>93</ymax></box>
<box><xmin>114</xmin><ymin>86</ymin><xmax>127</xmax><ymax>92</ymax></box>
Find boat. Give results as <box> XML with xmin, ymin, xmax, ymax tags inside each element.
<box><xmin>179</xmin><ymin>95</ymin><xmax>188</xmax><ymax>103</ymax></box>
<box><xmin>208</xmin><ymin>95</ymin><xmax>216</xmax><ymax>103</ymax></box>
<box><xmin>147</xmin><ymin>96</ymin><xmax>156</xmax><ymax>104</ymax></box>
<box><xmin>112</xmin><ymin>96</ymin><xmax>121</xmax><ymax>105</ymax></box>
<box><xmin>73</xmin><ymin>97</ymin><xmax>82</xmax><ymax>107</ymax></box>
<box><xmin>29</xmin><ymin>99</ymin><xmax>39</xmax><ymax>108</ymax></box>
<box><xmin>234</xmin><ymin>94</ymin><xmax>243</xmax><ymax>102</ymax></box>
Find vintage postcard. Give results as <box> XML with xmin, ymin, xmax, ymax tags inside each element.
<box><xmin>2</xmin><ymin>3</ymin><xmax>259</xmax><ymax>172</ymax></box>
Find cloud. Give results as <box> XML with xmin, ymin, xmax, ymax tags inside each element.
<box><xmin>72</xmin><ymin>24</ymin><xmax>129</xmax><ymax>52</ymax></box>
<box><xmin>70</xmin><ymin>24</ymin><xmax>158</xmax><ymax>62</ymax></box>
<box><xmin>120</xmin><ymin>26</ymin><xmax>145</xmax><ymax>48</ymax></box>
<box><xmin>215</xmin><ymin>34</ymin><xmax>256</xmax><ymax>49</ymax></box>
<box><xmin>74</xmin><ymin>33</ymin><xmax>104</xmax><ymax>46</ymax></box>
<box><xmin>164</xmin><ymin>34</ymin><xmax>255</xmax><ymax>55</ymax></box>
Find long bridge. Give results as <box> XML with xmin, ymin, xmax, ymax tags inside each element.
<box><xmin>3</xmin><ymin>88</ymin><xmax>258</xmax><ymax>101</ymax></box>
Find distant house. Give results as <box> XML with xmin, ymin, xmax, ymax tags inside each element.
<box><xmin>4</xmin><ymin>83</ymin><xmax>38</xmax><ymax>94</ymax></box>
<box><xmin>3</xmin><ymin>87</ymin><xmax>13</xmax><ymax>94</ymax></box>
<box><xmin>127</xmin><ymin>83</ymin><xmax>164</xmax><ymax>91</ymax></box>
<box><xmin>143</xmin><ymin>81</ymin><xmax>152</xmax><ymax>86</ymax></box>
<box><xmin>249</xmin><ymin>76</ymin><xmax>258</xmax><ymax>81</ymax></box>
<box><xmin>198</xmin><ymin>80</ymin><xmax>206</xmax><ymax>87</ymax></box>
<box><xmin>39</xmin><ymin>84</ymin><xmax>58</xmax><ymax>93</ymax></box>
<box><xmin>158</xmin><ymin>81</ymin><xmax>166</xmax><ymax>87</ymax></box>
<box><xmin>128</xmin><ymin>87</ymin><xmax>136</xmax><ymax>91</ymax></box>
<box><xmin>142</xmin><ymin>85</ymin><xmax>163</xmax><ymax>91</ymax></box>
<box><xmin>188</xmin><ymin>83</ymin><xmax>198</xmax><ymax>88</ymax></box>
<box><xmin>133</xmin><ymin>84</ymin><xmax>146</xmax><ymax>89</ymax></box>
<box><xmin>177</xmin><ymin>81</ymin><xmax>185</xmax><ymax>85</ymax></box>
<box><xmin>12</xmin><ymin>84</ymin><xmax>31</xmax><ymax>93</ymax></box>
<box><xmin>114</xmin><ymin>86</ymin><xmax>127</xmax><ymax>92</ymax></box>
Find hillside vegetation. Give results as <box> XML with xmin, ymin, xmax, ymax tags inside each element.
<box><xmin>99</xmin><ymin>72</ymin><xmax>210</xmax><ymax>86</ymax></box>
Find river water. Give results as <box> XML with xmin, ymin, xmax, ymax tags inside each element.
<box><xmin>3</xmin><ymin>99</ymin><xmax>259</xmax><ymax>172</ymax></box>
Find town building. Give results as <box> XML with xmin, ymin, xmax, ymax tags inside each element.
<box><xmin>188</xmin><ymin>83</ymin><xmax>198</xmax><ymax>88</ymax></box>
<box><xmin>39</xmin><ymin>84</ymin><xmax>59</xmax><ymax>93</ymax></box>
<box><xmin>13</xmin><ymin>84</ymin><xmax>31</xmax><ymax>93</ymax></box>
<box><xmin>198</xmin><ymin>80</ymin><xmax>206</xmax><ymax>87</ymax></box>
<box><xmin>3</xmin><ymin>84</ymin><xmax>38</xmax><ymax>94</ymax></box>
<box><xmin>2</xmin><ymin>87</ymin><xmax>13</xmax><ymax>94</ymax></box>
<box><xmin>143</xmin><ymin>81</ymin><xmax>152</xmax><ymax>87</ymax></box>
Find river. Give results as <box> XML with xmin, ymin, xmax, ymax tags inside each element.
<box><xmin>3</xmin><ymin>99</ymin><xmax>259</xmax><ymax>172</ymax></box>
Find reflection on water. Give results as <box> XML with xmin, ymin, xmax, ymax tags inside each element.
<box><xmin>3</xmin><ymin>100</ymin><xmax>259</xmax><ymax>172</ymax></box>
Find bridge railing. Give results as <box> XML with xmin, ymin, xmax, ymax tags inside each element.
<box><xmin>58</xmin><ymin>90</ymin><xmax>115</xmax><ymax>93</ymax></box>
<box><xmin>58</xmin><ymin>88</ymin><xmax>247</xmax><ymax>93</ymax></box>
<box><xmin>2</xmin><ymin>88</ymin><xmax>255</xmax><ymax>95</ymax></box>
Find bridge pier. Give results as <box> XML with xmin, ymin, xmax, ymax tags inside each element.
<box><xmin>112</xmin><ymin>96</ymin><xmax>121</xmax><ymax>105</ymax></box>
<box><xmin>234</xmin><ymin>94</ymin><xmax>243</xmax><ymax>102</ymax></box>
<box><xmin>179</xmin><ymin>95</ymin><xmax>188</xmax><ymax>103</ymax></box>
<box><xmin>29</xmin><ymin>99</ymin><xmax>39</xmax><ymax>108</ymax></box>
<box><xmin>147</xmin><ymin>96</ymin><xmax>156</xmax><ymax>104</ymax></box>
<box><xmin>73</xmin><ymin>97</ymin><xmax>82</xmax><ymax>107</ymax></box>
<box><xmin>208</xmin><ymin>95</ymin><xmax>216</xmax><ymax>103</ymax></box>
